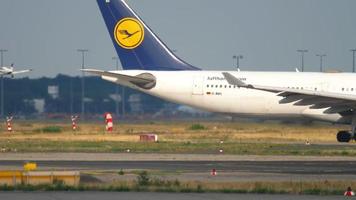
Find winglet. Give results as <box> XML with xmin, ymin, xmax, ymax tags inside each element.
<box><xmin>222</xmin><ymin>72</ymin><xmax>251</xmax><ymax>88</ymax></box>
<box><xmin>295</xmin><ymin>68</ymin><xmax>300</xmax><ymax>73</ymax></box>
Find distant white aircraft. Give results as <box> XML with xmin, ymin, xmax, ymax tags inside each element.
<box><xmin>0</xmin><ymin>64</ymin><xmax>32</xmax><ymax>78</ymax></box>
<box><xmin>84</xmin><ymin>0</ymin><xmax>356</xmax><ymax>143</ymax></box>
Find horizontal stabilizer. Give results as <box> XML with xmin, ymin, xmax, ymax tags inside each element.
<box><xmin>12</xmin><ymin>69</ymin><xmax>33</xmax><ymax>75</ymax></box>
<box><xmin>82</xmin><ymin>69</ymin><xmax>156</xmax><ymax>89</ymax></box>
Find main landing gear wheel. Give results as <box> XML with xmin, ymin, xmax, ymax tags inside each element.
<box><xmin>337</xmin><ymin>131</ymin><xmax>352</xmax><ymax>143</ymax></box>
<box><xmin>338</xmin><ymin>114</ymin><xmax>356</xmax><ymax>143</ymax></box>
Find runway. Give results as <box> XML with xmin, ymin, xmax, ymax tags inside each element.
<box><xmin>1</xmin><ymin>153</ymin><xmax>355</xmax><ymax>182</ymax></box>
<box><xmin>0</xmin><ymin>192</ymin><xmax>344</xmax><ymax>200</ymax></box>
<box><xmin>0</xmin><ymin>160</ymin><xmax>355</xmax><ymax>175</ymax></box>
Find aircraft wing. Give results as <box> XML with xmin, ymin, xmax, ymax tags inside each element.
<box><xmin>222</xmin><ymin>72</ymin><xmax>356</xmax><ymax>114</ymax></box>
<box><xmin>82</xmin><ymin>69</ymin><xmax>156</xmax><ymax>89</ymax></box>
<box><xmin>12</xmin><ymin>69</ymin><xmax>32</xmax><ymax>75</ymax></box>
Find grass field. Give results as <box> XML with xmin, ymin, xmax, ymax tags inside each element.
<box><xmin>0</xmin><ymin>120</ymin><xmax>353</xmax><ymax>155</ymax></box>
<box><xmin>1</xmin><ymin>177</ymin><xmax>354</xmax><ymax>195</ymax></box>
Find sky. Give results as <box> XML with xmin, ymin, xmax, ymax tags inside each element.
<box><xmin>0</xmin><ymin>0</ymin><xmax>355</xmax><ymax>78</ymax></box>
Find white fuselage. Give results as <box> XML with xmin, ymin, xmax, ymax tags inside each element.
<box><xmin>0</xmin><ymin>67</ymin><xmax>13</xmax><ymax>75</ymax></box>
<box><xmin>103</xmin><ymin>70</ymin><xmax>356</xmax><ymax>124</ymax></box>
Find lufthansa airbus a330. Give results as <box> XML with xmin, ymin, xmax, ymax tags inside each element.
<box><xmin>85</xmin><ymin>0</ymin><xmax>356</xmax><ymax>143</ymax></box>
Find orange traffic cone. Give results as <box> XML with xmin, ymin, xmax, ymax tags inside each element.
<box><xmin>211</xmin><ymin>169</ymin><xmax>217</xmax><ymax>176</ymax></box>
<box><xmin>6</xmin><ymin>116</ymin><xmax>13</xmax><ymax>132</ymax></box>
<box><xmin>71</xmin><ymin>116</ymin><xmax>78</xmax><ymax>131</ymax></box>
<box><xmin>105</xmin><ymin>113</ymin><xmax>113</xmax><ymax>132</ymax></box>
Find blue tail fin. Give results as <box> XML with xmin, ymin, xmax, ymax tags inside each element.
<box><xmin>97</xmin><ymin>0</ymin><xmax>200</xmax><ymax>71</ymax></box>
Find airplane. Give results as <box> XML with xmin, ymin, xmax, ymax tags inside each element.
<box><xmin>0</xmin><ymin>64</ymin><xmax>32</xmax><ymax>78</ymax></box>
<box><xmin>84</xmin><ymin>0</ymin><xmax>356</xmax><ymax>143</ymax></box>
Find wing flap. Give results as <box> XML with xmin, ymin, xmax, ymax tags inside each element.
<box><xmin>279</xmin><ymin>95</ymin><xmax>310</xmax><ymax>104</ymax></box>
<box><xmin>324</xmin><ymin>106</ymin><xmax>352</xmax><ymax>114</ymax></box>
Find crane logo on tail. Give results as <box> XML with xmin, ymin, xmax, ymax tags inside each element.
<box><xmin>114</xmin><ymin>18</ymin><xmax>145</xmax><ymax>49</ymax></box>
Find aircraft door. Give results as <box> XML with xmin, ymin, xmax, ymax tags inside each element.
<box><xmin>320</xmin><ymin>82</ymin><xmax>330</xmax><ymax>92</ymax></box>
<box><xmin>192</xmin><ymin>76</ymin><xmax>204</xmax><ymax>95</ymax></box>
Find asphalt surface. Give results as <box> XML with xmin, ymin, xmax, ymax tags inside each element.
<box><xmin>1</xmin><ymin>160</ymin><xmax>356</xmax><ymax>175</ymax></box>
<box><xmin>1</xmin><ymin>153</ymin><xmax>356</xmax><ymax>161</ymax></box>
<box><xmin>0</xmin><ymin>192</ymin><xmax>344</xmax><ymax>200</ymax></box>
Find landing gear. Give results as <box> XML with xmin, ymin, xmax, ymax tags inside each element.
<box><xmin>337</xmin><ymin>114</ymin><xmax>356</xmax><ymax>143</ymax></box>
<box><xmin>337</xmin><ymin>131</ymin><xmax>352</xmax><ymax>143</ymax></box>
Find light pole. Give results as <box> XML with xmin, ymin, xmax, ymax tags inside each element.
<box><xmin>233</xmin><ymin>55</ymin><xmax>243</xmax><ymax>70</ymax></box>
<box><xmin>0</xmin><ymin>49</ymin><xmax>8</xmax><ymax>118</ymax></box>
<box><xmin>112</xmin><ymin>56</ymin><xmax>120</xmax><ymax>117</ymax></box>
<box><xmin>297</xmin><ymin>49</ymin><xmax>308</xmax><ymax>72</ymax></box>
<box><xmin>77</xmin><ymin>49</ymin><xmax>89</xmax><ymax>120</ymax></box>
<box><xmin>351</xmin><ymin>49</ymin><xmax>356</xmax><ymax>73</ymax></box>
<box><xmin>70</xmin><ymin>78</ymin><xmax>73</xmax><ymax>115</ymax></box>
<box><xmin>316</xmin><ymin>54</ymin><xmax>326</xmax><ymax>72</ymax></box>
